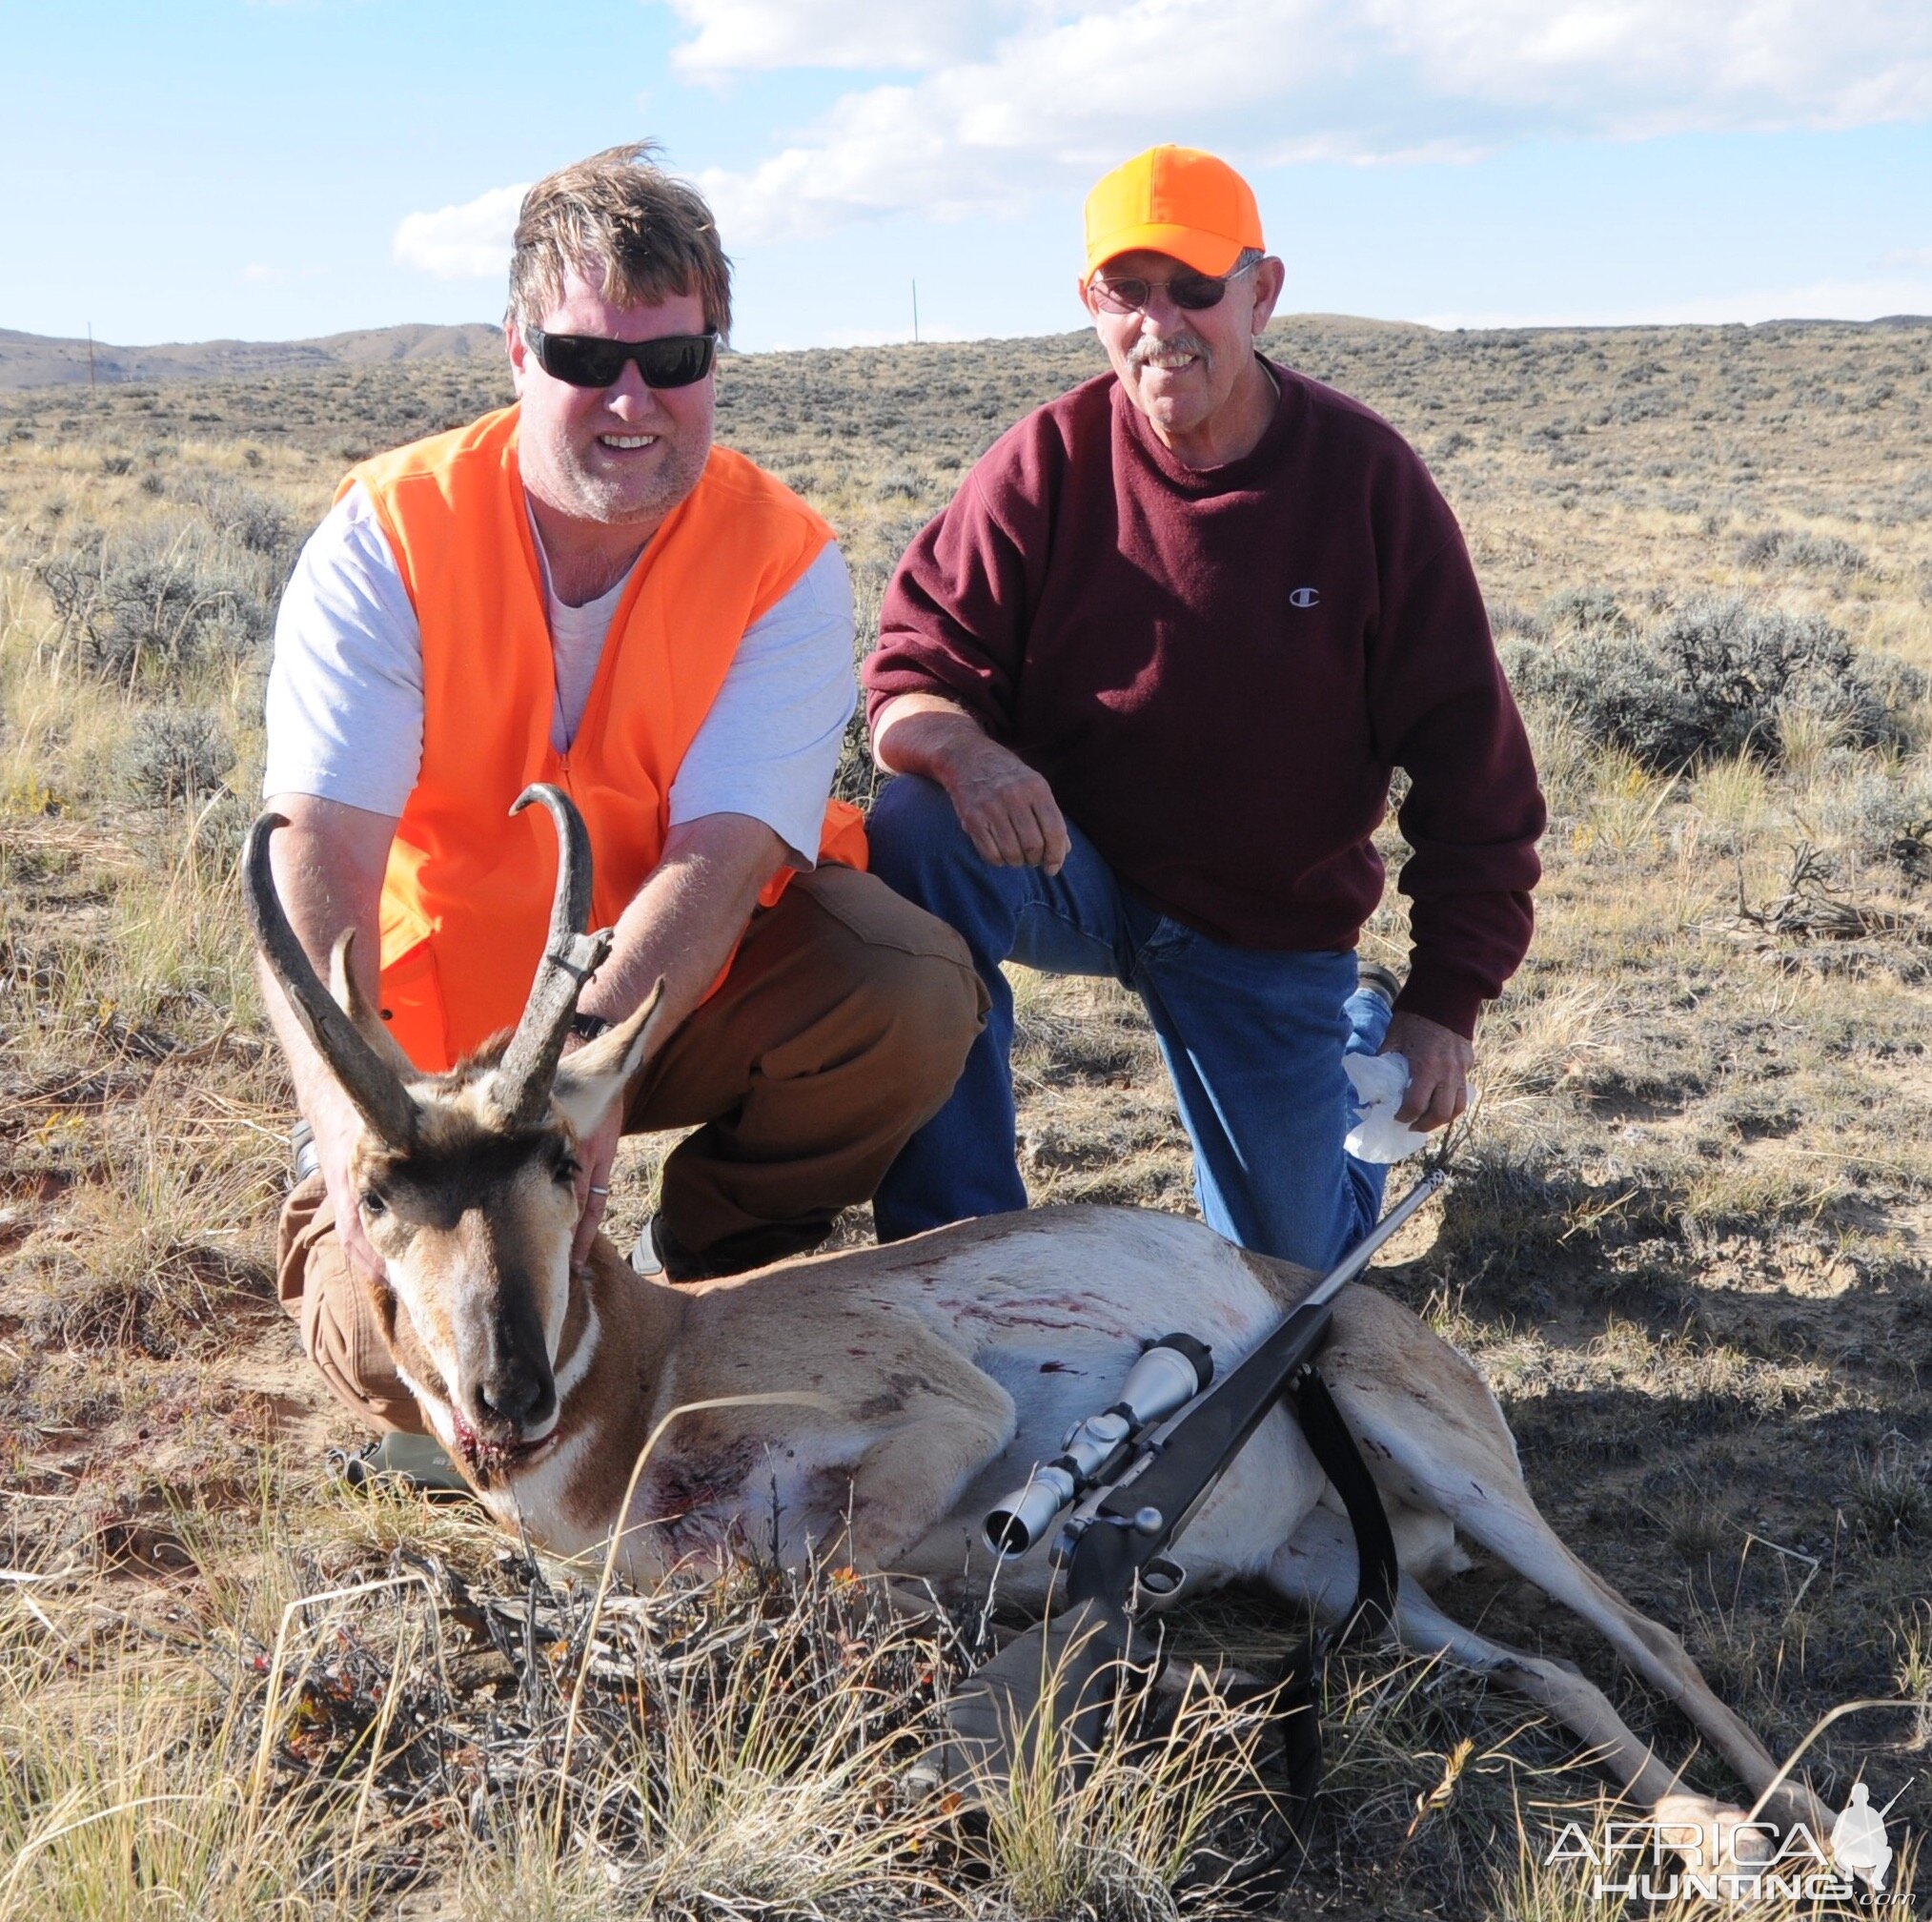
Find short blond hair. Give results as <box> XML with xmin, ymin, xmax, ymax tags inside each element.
<box><xmin>507</xmin><ymin>142</ymin><xmax>732</xmax><ymax>339</ymax></box>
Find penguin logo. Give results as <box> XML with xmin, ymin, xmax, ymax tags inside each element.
<box><xmin>1290</xmin><ymin>586</ymin><xmax>1320</xmax><ymax>608</ymax></box>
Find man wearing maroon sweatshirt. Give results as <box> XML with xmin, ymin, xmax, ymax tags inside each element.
<box><xmin>862</xmin><ymin>145</ymin><xmax>1545</xmax><ymax>1268</ymax></box>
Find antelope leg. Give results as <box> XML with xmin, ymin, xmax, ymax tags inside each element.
<box><xmin>1348</xmin><ymin>1422</ymin><xmax>1831</xmax><ymax>1834</ymax></box>
<box><xmin>1267</xmin><ymin>1508</ymin><xmax>1687</xmax><ymax>1810</ymax></box>
<box><xmin>1321</xmin><ymin>1293</ymin><xmax>1832</xmax><ymax>1834</ymax></box>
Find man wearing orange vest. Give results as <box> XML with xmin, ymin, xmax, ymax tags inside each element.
<box><xmin>262</xmin><ymin>145</ymin><xmax>984</xmax><ymax>1444</ymax></box>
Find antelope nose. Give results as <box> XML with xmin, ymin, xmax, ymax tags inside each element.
<box><xmin>478</xmin><ymin>1368</ymin><xmax>555</xmax><ymax>1434</ymax></box>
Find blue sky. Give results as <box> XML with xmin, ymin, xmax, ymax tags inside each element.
<box><xmin>5</xmin><ymin>0</ymin><xmax>1929</xmax><ymax>352</ymax></box>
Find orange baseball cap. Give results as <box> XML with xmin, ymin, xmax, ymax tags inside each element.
<box><xmin>1082</xmin><ymin>145</ymin><xmax>1265</xmax><ymax>282</ymax></box>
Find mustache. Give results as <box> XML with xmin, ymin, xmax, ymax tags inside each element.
<box><xmin>1129</xmin><ymin>332</ymin><xmax>1211</xmax><ymax>369</ymax></box>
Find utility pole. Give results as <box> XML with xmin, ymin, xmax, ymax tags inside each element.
<box><xmin>912</xmin><ymin>280</ymin><xmax>920</xmax><ymax>345</ymax></box>
<box><xmin>87</xmin><ymin>322</ymin><xmax>96</xmax><ymax>393</ymax></box>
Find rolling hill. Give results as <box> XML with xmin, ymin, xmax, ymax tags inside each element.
<box><xmin>0</xmin><ymin>320</ymin><xmax>503</xmax><ymax>390</ymax></box>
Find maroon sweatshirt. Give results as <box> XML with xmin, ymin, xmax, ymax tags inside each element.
<box><xmin>863</xmin><ymin>358</ymin><xmax>1545</xmax><ymax>1039</ymax></box>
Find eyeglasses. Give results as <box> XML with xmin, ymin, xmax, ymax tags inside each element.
<box><xmin>1086</xmin><ymin>257</ymin><xmax>1259</xmax><ymax>317</ymax></box>
<box><xmin>522</xmin><ymin>326</ymin><xmax>718</xmax><ymax>390</ymax></box>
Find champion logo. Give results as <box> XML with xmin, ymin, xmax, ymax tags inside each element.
<box><xmin>1290</xmin><ymin>586</ymin><xmax>1321</xmax><ymax>608</ymax></box>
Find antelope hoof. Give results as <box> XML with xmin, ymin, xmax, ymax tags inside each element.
<box><xmin>1652</xmin><ymin>1792</ymin><xmax>1776</xmax><ymax>1871</ymax></box>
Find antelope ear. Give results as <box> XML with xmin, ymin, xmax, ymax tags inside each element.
<box><xmin>550</xmin><ymin>979</ymin><xmax>667</xmax><ymax>1141</ymax></box>
<box><xmin>330</xmin><ymin>930</ymin><xmax>417</xmax><ymax>1079</ymax></box>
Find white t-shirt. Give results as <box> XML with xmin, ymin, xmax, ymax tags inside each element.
<box><xmin>263</xmin><ymin>480</ymin><xmax>856</xmax><ymax>866</ymax></box>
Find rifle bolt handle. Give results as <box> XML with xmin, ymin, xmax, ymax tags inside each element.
<box><xmin>1131</xmin><ymin>1505</ymin><xmax>1164</xmax><ymax>1537</ymax></box>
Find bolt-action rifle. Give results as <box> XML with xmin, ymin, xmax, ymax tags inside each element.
<box><xmin>924</xmin><ymin>1168</ymin><xmax>1449</xmax><ymax>1844</ymax></box>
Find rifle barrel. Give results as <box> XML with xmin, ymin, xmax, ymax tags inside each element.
<box><xmin>1301</xmin><ymin>1164</ymin><xmax>1449</xmax><ymax>1314</ymax></box>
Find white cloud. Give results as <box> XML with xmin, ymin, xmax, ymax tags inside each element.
<box><xmin>664</xmin><ymin>0</ymin><xmax>998</xmax><ymax>75</ymax></box>
<box><xmin>1361</xmin><ymin>0</ymin><xmax>1932</xmax><ymax>135</ymax></box>
<box><xmin>394</xmin><ymin>6</ymin><xmax>1929</xmax><ymax>276</ymax></box>
<box><xmin>1882</xmin><ymin>243</ymin><xmax>1932</xmax><ymax>269</ymax></box>
<box><xmin>393</xmin><ymin>183</ymin><xmax>528</xmax><ymax>280</ymax></box>
<box><xmin>667</xmin><ymin>0</ymin><xmax>1932</xmax><ymax>243</ymax></box>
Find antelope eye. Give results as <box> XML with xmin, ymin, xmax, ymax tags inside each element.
<box><xmin>554</xmin><ymin>1153</ymin><xmax>580</xmax><ymax>1188</ymax></box>
<box><xmin>359</xmin><ymin>1188</ymin><xmax>388</xmax><ymax>1217</ymax></box>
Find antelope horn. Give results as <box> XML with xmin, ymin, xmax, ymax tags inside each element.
<box><xmin>489</xmin><ymin>785</ymin><xmax>614</xmax><ymax>1132</ymax></box>
<box><xmin>243</xmin><ymin>811</ymin><xmax>419</xmax><ymax>1150</ymax></box>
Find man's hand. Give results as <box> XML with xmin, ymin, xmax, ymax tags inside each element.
<box><xmin>254</xmin><ymin>793</ymin><xmax>401</xmax><ymax>1281</ymax></box>
<box><xmin>873</xmin><ymin>695</ymin><xmax>1070</xmax><ymax>874</ymax></box>
<box><xmin>558</xmin><ymin>812</ymin><xmax>787</xmax><ymax>1273</ymax></box>
<box><xmin>941</xmin><ymin>731</ymin><xmax>1071</xmax><ymax>874</ymax></box>
<box><xmin>570</xmin><ymin>1098</ymin><xmax>622</xmax><ymax>1272</ymax></box>
<box><xmin>1381</xmin><ymin>1010</ymin><xmax>1474</xmax><ymax>1133</ymax></box>
<box><xmin>309</xmin><ymin>1078</ymin><xmax>387</xmax><ymax>1283</ymax></box>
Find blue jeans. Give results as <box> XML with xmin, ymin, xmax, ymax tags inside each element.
<box><xmin>868</xmin><ymin>776</ymin><xmax>1393</xmax><ymax>1268</ymax></box>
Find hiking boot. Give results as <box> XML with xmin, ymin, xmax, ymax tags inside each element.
<box><xmin>630</xmin><ymin>1211</ymin><xmax>833</xmax><ymax>1282</ymax></box>
<box><xmin>629</xmin><ymin>1214</ymin><xmax>670</xmax><ymax>1278</ymax></box>
<box><xmin>326</xmin><ymin>1431</ymin><xmax>475</xmax><ymax>1502</ymax></box>
<box><xmin>290</xmin><ymin>1117</ymin><xmax>320</xmax><ymax>1186</ymax></box>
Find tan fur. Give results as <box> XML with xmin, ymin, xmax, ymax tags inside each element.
<box><xmin>304</xmin><ymin>966</ymin><xmax>1834</xmax><ymax>1848</ymax></box>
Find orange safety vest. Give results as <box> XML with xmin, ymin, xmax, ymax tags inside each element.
<box><xmin>343</xmin><ymin>406</ymin><xmax>867</xmax><ymax>1073</ymax></box>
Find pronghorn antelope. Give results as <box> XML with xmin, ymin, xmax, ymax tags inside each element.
<box><xmin>246</xmin><ymin>787</ymin><xmax>1836</xmax><ymax>1850</ymax></box>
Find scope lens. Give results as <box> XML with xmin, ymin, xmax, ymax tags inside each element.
<box><xmin>985</xmin><ymin>1511</ymin><xmax>1031</xmax><ymax>1557</ymax></box>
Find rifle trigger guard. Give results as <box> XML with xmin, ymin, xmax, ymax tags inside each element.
<box><xmin>1139</xmin><ymin>1554</ymin><xmax>1186</xmax><ymax>1598</ymax></box>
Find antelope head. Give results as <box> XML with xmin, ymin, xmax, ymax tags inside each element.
<box><xmin>246</xmin><ymin>785</ymin><xmax>664</xmax><ymax>1485</ymax></box>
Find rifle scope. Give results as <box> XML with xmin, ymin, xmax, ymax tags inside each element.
<box><xmin>984</xmin><ymin>1334</ymin><xmax>1212</xmax><ymax>1558</ymax></box>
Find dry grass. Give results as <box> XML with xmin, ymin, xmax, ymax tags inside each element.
<box><xmin>3</xmin><ymin>316</ymin><xmax>1931</xmax><ymax>1913</ymax></box>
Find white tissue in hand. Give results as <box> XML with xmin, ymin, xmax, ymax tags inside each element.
<box><xmin>1343</xmin><ymin>1052</ymin><xmax>1433</xmax><ymax>1163</ymax></box>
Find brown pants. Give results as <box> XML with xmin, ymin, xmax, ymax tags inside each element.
<box><xmin>278</xmin><ymin>864</ymin><xmax>986</xmax><ymax>1435</ymax></box>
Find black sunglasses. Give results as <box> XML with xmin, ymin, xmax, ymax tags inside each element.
<box><xmin>1087</xmin><ymin>257</ymin><xmax>1259</xmax><ymax>316</ymax></box>
<box><xmin>523</xmin><ymin>326</ymin><xmax>718</xmax><ymax>390</ymax></box>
